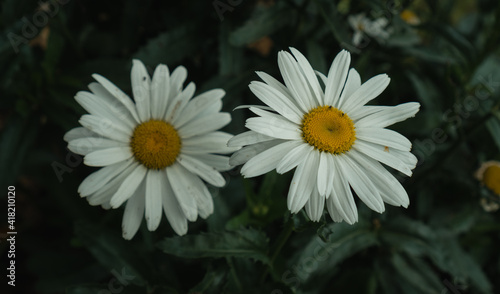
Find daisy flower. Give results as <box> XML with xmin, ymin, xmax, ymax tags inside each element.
<box><xmin>475</xmin><ymin>161</ymin><xmax>500</xmax><ymax>212</ymax></box>
<box><xmin>348</xmin><ymin>13</ymin><xmax>391</xmax><ymax>46</ymax></box>
<box><xmin>64</xmin><ymin>60</ymin><xmax>237</xmax><ymax>239</ymax></box>
<box><xmin>228</xmin><ymin>48</ymin><xmax>420</xmax><ymax>223</ymax></box>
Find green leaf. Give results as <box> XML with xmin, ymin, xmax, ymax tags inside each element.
<box><xmin>157</xmin><ymin>227</ymin><xmax>270</xmax><ymax>264</ymax></box>
<box><xmin>486</xmin><ymin>116</ymin><xmax>500</xmax><ymax>152</ymax></box>
<box><xmin>74</xmin><ymin>222</ymin><xmax>149</xmax><ymax>286</ymax></box>
<box><xmin>390</xmin><ymin>254</ymin><xmax>443</xmax><ymax>293</ymax></box>
<box><xmin>134</xmin><ymin>24</ymin><xmax>199</xmax><ymax>66</ymax></box>
<box><xmin>229</xmin><ymin>3</ymin><xmax>293</xmax><ymax>46</ymax></box>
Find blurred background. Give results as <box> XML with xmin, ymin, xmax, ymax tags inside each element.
<box><xmin>1</xmin><ymin>0</ymin><xmax>500</xmax><ymax>293</ymax></box>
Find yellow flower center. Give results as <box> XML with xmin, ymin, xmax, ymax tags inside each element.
<box><xmin>130</xmin><ymin>120</ymin><xmax>181</xmax><ymax>169</ymax></box>
<box><xmin>483</xmin><ymin>165</ymin><xmax>500</xmax><ymax>195</ymax></box>
<box><xmin>301</xmin><ymin>106</ymin><xmax>356</xmax><ymax>154</ymax></box>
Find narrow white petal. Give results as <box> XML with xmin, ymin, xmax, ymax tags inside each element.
<box><xmin>182</xmin><ymin>131</ymin><xmax>239</xmax><ymax>154</ymax></box>
<box><xmin>305</xmin><ymin>187</ymin><xmax>325</xmax><ymax>222</ymax></box>
<box><xmin>162</xmin><ymin>173</ymin><xmax>188</xmax><ymax>235</ymax></box>
<box><xmin>317</xmin><ymin>152</ymin><xmax>335</xmax><ymax>197</ymax></box>
<box><xmin>68</xmin><ymin>137</ymin><xmax>128</xmax><ymax>156</ymax></box>
<box><xmin>78</xmin><ymin>159</ymin><xmax>134</xmax><ymax>196</ymax></box>
<box><xmin>144</xmin><ymin>170</ymin><xmax>163</xmax><ymax>231</ymax></box>
<box><xmin>86</xmin><ymin>162</ymin><xmax>138</xmax><ymax>206</ymax></box>
<box><xmin>340</xmin><ymin>74</ymin><xmax>390</xmax><ymax>114</ymax></box>
<box><xmin>354</xmin><ymin>140</ymin><xmax>413</xmax><ymax>176</ymax></box>
<box><xmin>326</xmin><ymin>195</ymin><xmax>343</xmax><ymax>223</ymax></box>
<box><xmin>174</xmin><ymin>89</ymin><xmax>224</xmax><ymax>128</ymax></box>
<box><xmin>227</xmin><ymin>130</ymin><xmax>274</xmax><ymax>147</ymax></box>
<box><xmin>276</xmin><ymin>143</ymin><xmax>312</xmax><ymax>174</ymax></box>
<box><xmin>92</xmin><ymin>73</ymin><xmax>140</xmax><ymax>123</ymax></box>
<box><xmin>79</xmin><ymin>115</ymin><xmax>131</xmax><ymax>143</ymax></box>
<box><xmin>86</xmin><ymin>84</ymin><xmax>137</xmax><ymax>129</ymax></box>
<box><xmin>328</xmin><ymin>159</ymin><xmax>358</xmax><ymax>224</ymax></box>
<box><xmin>188</xmin><ymin>153</ymin><xmax>231</xmax><ymax>171</ymax></box>
<box><xmin>168</xmin><ymin>66</ymin><xmax>188</xmax><ymax>100</ymax></box>
<box><xmin>178</xmin><ymin>113</ymin><xmax>231</xmax><ymax>138</ymax></box>
<box><xmin>84</xmin><ymin>147</ymin><xmax>132</xmax><ymax>166</ymax></box>
<box><xmin>355</xmin><ymin>102</ymin><xmax>421</xmax><ymax>128</ymax></box>
<box><xmin>337</xmin><ymin>68</ymin><xmax>361</xmax><ymax>109</ymax></box>
<box><xmin>349</xmin><ymin>105</ymin><xmax>387</xmax><ymax>121</ymax></box>
<box><xmin>64</xmin><ymin>127</ymin><xmax>98</xmax><ymax>142</ymax></box>
<box><xmin>349</xmin><ymin>149</ymin><xmax>409</xmax><ymax>207</ymax></box>
<box><xmin>177</xmin><ymin>154</ymin><xmax>226</xmax><ymax>187</ymax></box>
<box><xmin>165</xmin><ymin>82</ymin><xmax>195</xmax><ymax>123</ymax></box>
<box><xmin>338</xmin><ymin>154</ymin><xmax>385</xmax><ymax>213</ymax></box>
<box><xmin>131</xmin><ymin>60</ymin><xmax>152</xmax><ymax>122</ymax></box>
<box><xmin>249</xmin><ymin>81</ymin><xmax>303</xmax><ymax>124</ymax></box>
<box><xmin>241</xmin><ymin>140</ymin><xmax>302</xmax><ymax>178</ymax></box>
<box><xmin>290</xmin><ymin>47</ymin><xmax>324</xmax><ymax>105</ymax></box>
<box><xmin>287</xmin><ymin>151</ymin><xmax>319</xmax><ymax>213</ymax></box>
<box><xmin>324</xmin><ymin>50</ymin><xmax>351</xmax><ymax>106</ymax></box>
<box><xmin>278</xmin><ymin>51</ymin><xmax>317</xmax><ymax>111</ymax></box>
<box><xmin>110</xmin><ymin>165</ymin><xmax>148</xmax><ymax>208</ymax></box>
<box><xmin>246</xmin><ymin>116</ymin><xmax>301</xmax><ymax>141</ymax></box>
<box><xmin>150</xmin><ymin>64</ymin><xmax>171</xmax><ymax>119</ymax></box>
<box><xmin>166</xmin><ymin>163</ymin><xmax>198</xmax><ymax>222</ymax></box>
<box><xmin>229</xmin><ymin>140</ymin><xmax>285</xmax><ymax>166</ymax></box>
<box><xmin>122</xmin><ymin>185</ymin><xmax>145</xmax><ymax>240</ymax></box>
<box><xmin>356</xmin><ymin>128</ymin><xmax>412</xmax><ymax>151</ymax></box>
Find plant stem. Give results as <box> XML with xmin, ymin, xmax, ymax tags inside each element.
<box><xmin>260</xmin><ymin>218</ymin><xmax>294</xmax><ymax>283</ymax></box>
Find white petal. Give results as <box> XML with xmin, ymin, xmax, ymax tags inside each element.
<box><xmin>241</xmin><ymin>140</ymin><xmax>302</xmax><ymax>178</ymax></box>
<box><xmin>337</xmin><ymin>68</ymin><xmax>361</xmax><ymax>109</ymax></box>
<box><xmin>64</xmin><ymin>127</ymin><xmax>98</xmax><ymax>142</ymax></box>
<box><xmin>178</xmin><ymin>113</ymin><xmax>231</xmax><ymax>138</ymax></box>
<box><xmin>349</xmin><ymin>149</ymin><xmax>409</xmax><ymax>207</ymax></box>
<box><xmin>328</xmin><ymin>159</ymin><xmax>358</xmax><ymax>224</ymax></box>
<box><xmin>317</xmin><ymin>152</ymin><xmax>335</xmax><ymax>197</ymax></box>
<box><xmin>86</xmin><ymin>84</ymin><xmax>137</xmax><ymax>129</ymax></box>
<box><xmin>287</xmin><ymin>151</ymin><xmax>319</xmax><ymax>213</ymax></box>
<box><xmin>337</xmin><ymin>154</ymin><xmax>385</xmax><ymax>213</ymax></box>
<box><xmin>349</xmin><ymin>105</ymin><xmax>387</xmax><ymax>121</ymax></box>
<box><xmin>78</xmin><ymin>159</ymin><xmax>134</xmax><ymax>197</ymax></box>
<box><xmin>122</xmin><ymin>185</ymin><xmax>145</xmax><ymax>240</ymax></box>
<box><xmin>84</xmin><ymin>147</ymin><xmax>133</xmax><ymax>166</ymax></box>
<box><xmin>166</xmin><ymin>163</ymin><xmax>198</xmax><ymax>222</ymax></box>
<box><xmin>150</xmin><ymin>64</ymin><xmax>171</xmax><ymax>120</ymax></box>
<box><xmin>174</xmin><ymin>89</ymin><xmax>225</xmax><ymax>128</ymax></box>
<box><xmin>229</xmin><ymin>140</ymin><xmax>285</xmax><ymax>166</ymax></box>
<box><xmin>79</xmin><ymin>115</ymin><xmax>131</xmax><ymax>143</ymax></box>
<box><xmin>162</xmin><ymin>174</ymin><xmax>188</xmax><ymax>235</ymax></box>
<box><xmin>68</xmin><ymin>137</ymin><xmax>128</xmax><ymax>155</ymax></box>
<box><xmin>165</xmin><ymin>82</ymin><xmax>195</xmax><ymax>123</ymax></box>
<box><xmin>182</xmin><ymin>131</ymin><xmax>239</xmax><ymax>154</ymax></box>
<box><xmin>110</xmin><ymin>165</ymin><xmax>148</xmax><ymax>208</ymax></box>
<box><xmin>245</xmin><ymin>114</ymin><xmax>301</xmax><ymax>140</ymax></box>
<box><xmin>290</xmin><ymin>47</ymin><xmax>324</xmax><ymax>105</ymax></box>
<box><xmin>87</xmin><ymin>161</ymin><xmax>138</xmax><ymax>206</ymax></box>
<box><xmin>356</xmin><ymin>128</ymin><xmax>412</xmax><ymax>151</ymax></box>
<box><xmin>354</xmin><ymin>102</ymin><xmax>421</xmax><ymax>128</ymax></box>
<box><xmin>168</xmin><ymin>66</ymin><xmax>188</xmax><ymax>100</ymax></box>
<box><xmin>92</xmin><ymin>74</ymin><xmax>140</xmax><ymax>123</ymax></box>
<box><xmin>177</xmin><ymin>154</ymin><xmax>226</xmax><ymax>187</ymax></box>
<box><xmin>276</xmin><ymin>143</ymin><xmax>312</xmax><ymax>174</ymax></box>
<box><xmin>354</xmin><ymin>140</ymin><xmax>413</xmax><ymax>176</ymax></box>
<box><xmin>227</xmin><ymin>130</ymin><xmax>274</xmax><ymax>147</ymax></box>
<box><xmin>305</xmin><ymin>186</ymin><xmax>325</xmax><ymax>222</ymax></box>
<box><xmin>340</xmin><ymin>74</ymin><xmax>390</xmax><ymax>114</ymax></box>
<box><xmin>324</xmin><ymin>50</ymin><xmax>351</xmax><ymax>107</ymax></box>
<box><xmin>249</xmin><ymin>80</ymin><xmax>303</xmax><ymax>124</ymax></box>
<box><xmin>188</xmin><ymin>153</ymin><xmax>232</xmax><ymax>171</ymax></box>
<box><xmin>145</xmin><ymin>170</ymin><xmax>163</xmax><ymax>231</ymax></box>
<box><xmin>278</xmin><ymin>51</ymin><xmax>316</xmax><ymax>111</ymax></box>
<box><xmin>131</xmin><ymin>59</ymin><xmax>152</xmax><ymax>122</ymax></box>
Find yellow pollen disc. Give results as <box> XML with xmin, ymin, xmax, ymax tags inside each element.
<box><xmin>483</xmin><ymin>165</ymin><xmax>500</xmax><ymax>195</ymax></box>
<box><xmin>301</xmin><ymin>106</ymin><xmax>356</xmax><ymax>154</ymax></box>
<box><xmin>130</xmin><ymin>120</ymin><xmax>181</xmax><ymax>169</ymax></box>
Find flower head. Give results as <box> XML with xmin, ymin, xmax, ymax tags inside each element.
<box><xmin>348</xmin><ymin>13</ymin><xmax>391</xmax><ymax>46</ymax></box>
<box><xmin>65</xmin><ymin>60</ymin><xmax>237</xmax><ymax>239</ymax></box>
<box><xmin>229</xmin><ymin>48</ymin><xmax>420</xmax><ymax>223</ymax></box>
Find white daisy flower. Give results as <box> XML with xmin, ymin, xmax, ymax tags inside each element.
<box><xmin>348</xmin><ymin>13</ymin><xmax>391</xmax><ymax>46</ymax></box>
<box><xmin>64</xmin><ymin>60</ymin><xmax>237</xmax><ymax>239</ymax></box>
<box><xmin>228</xmin><ymin>48</ymin><xmax>420</xmax><ymax>223</ymax></box>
